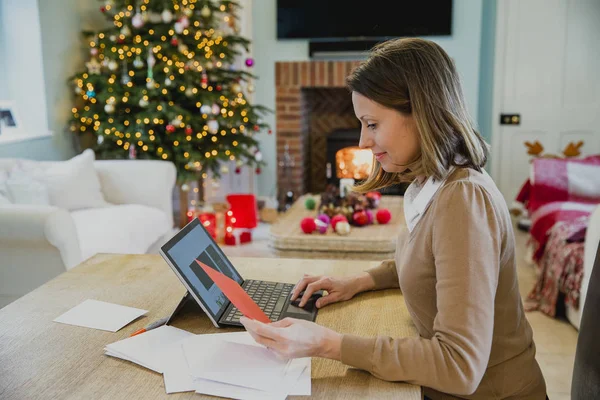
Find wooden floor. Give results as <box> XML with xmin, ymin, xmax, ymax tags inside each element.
<box><xmin>221</xmin><ymin>223</ymin><xmax>578</xmax><ymax>399</ymax></box>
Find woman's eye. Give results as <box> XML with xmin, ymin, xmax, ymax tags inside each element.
<box><xmin>367</xmin><ymin>123</ymin><xmax>377</xmax><ymax>130</ymax></box>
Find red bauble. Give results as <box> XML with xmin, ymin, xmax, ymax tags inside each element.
<box><xmin>235</xmin><ymin>167</ymin><xmax>241</xmax><ymax>174</ymax></box>
<box><xmin>117</xmin><ymin>38</ymin><xmax>125</xmax><ymax>44</ymax></box>
<box><xmin>268</xmin><ymin>129</ymin><xmax>273</xmax><ymax>135</ymax></box>
<box><xmin>376</xmin><ymin>208</ymin><xmax>392</xmax><ymax>224</ymax></box>
<box><xmin>253</xmin><ymin>125</ymin><xmax>260</xmax><ymax>131</ymax></box>
<box><xmin>171</xmin><ymin>37</ymin><xmax>179</xmax><ymax>46</ymax></box>
<box><xmin>100</xmin><ymin>6</ymin><xmax>106</xmax><ymax>12</ymax></box>
<box><xmin>365</xmin><ymin>209</ymin><xmax>374</xmax><ymax>224</ymax></box>
<box><xmin>185</xmin><ymin>126</ymin><xmax>193</xmax><ymax>135</ymax></box>
<box><xmin>330</xmin><ymin>214</ymin><xmax>348</xmax><ymax>231</ymax></box>
<box><xmin>255</xmin><ymin>167</ymin><xmax>261</xmax><ymax>174</ymax></box>
<box><xmin>216</xmin><ymin>84</ymin><xmax>222</xmax><ymax>91</ymax></box>
<box><xmin>366</xmin><ymin>191</ymin><xmax>382</xmax><ymax>200</ymax></box>
<box><xmin>166</xmin><ymin>124</ymin><xmax>176</xmax><ymax>133</ymax></box>
<box><xmin>300</xmin><ymin>217</ymin><xmax>317</xmax><ymax>234</ymax></box>
<box><xmin>352</xmin><ymin>210</ymin><xmax>369</xmax><ymax>226</ymax></box>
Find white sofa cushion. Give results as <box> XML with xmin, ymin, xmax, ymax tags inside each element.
<box><xmin>70</xmin><ymin>204</ymin><xmax>171</xmax><ymax>262</ymax></box>
<box><xmin>19</xmin><ymin>149</ymin><xmax>109</xmax><ymax>210</ymax></box>
<box><xmin>4</xmin><ymin>168</ymin><xmax>50</xmax><ymax>205</ymax></box>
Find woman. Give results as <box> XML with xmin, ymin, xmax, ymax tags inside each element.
<box><xmin>241</xmin><ymin>38</ymin><xmax>547</xmax><ymax>399</ymax></box>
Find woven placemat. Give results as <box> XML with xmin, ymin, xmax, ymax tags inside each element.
<box><xmin>269</xmin><ymin>195</ymin><xmax>405</xmax><ymax>254</ymax></box>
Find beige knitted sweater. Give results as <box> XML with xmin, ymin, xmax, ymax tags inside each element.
<box><xmin>340</xmin><ymin>168</ymin><xmax>546</xmax><ymax>399</ymax></box>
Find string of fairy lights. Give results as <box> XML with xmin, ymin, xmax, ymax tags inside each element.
<box><xmin>70</xmin><ymin>0</ymin><xmax>269</xmax><ymax>181</ymax></box>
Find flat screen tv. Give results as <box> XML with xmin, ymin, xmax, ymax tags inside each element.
<box><xmin>277</xmin><ymin>0</ymin><xmax>453</xmax><ymax>40</ymax></box>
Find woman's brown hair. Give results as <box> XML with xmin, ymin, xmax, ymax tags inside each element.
<box><xmin>347</xmin><ymin>38</ymin><xmax>489</xmax><ymax>192</ymax></box>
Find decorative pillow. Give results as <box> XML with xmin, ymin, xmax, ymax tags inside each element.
<box><xmin>19</xmin><ymin>149</ymin><xmax>109</xmax><ymax>210</ymax></box>
<box><xmin>5</xmin><ymin>168</ymin><xmax>50</xmax><ymax>206</ymax></box>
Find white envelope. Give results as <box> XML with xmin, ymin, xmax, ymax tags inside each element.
<box><xmin>54</xmin><ymin>299</ymin><xmax>147</xmax><ymax>332</ymax></box>
<box><xmin>183</xmin><ymin>335</ymin><xmax>290</xmax><ymax>392</ymax></box>
<box><xmin>105</xmin><ymin>325</ymin><xmax>193</xmax><ymax>373</ymax></box>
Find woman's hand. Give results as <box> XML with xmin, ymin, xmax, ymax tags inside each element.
<box><xmin>291</xmin><ymin>272</ymin><xmax>375</xmax><ymax>308</ymax></box>
<box><xmin>240</xmin><ymin>316</ymin><xmax>343</xmax><ymax>360</ymax></box>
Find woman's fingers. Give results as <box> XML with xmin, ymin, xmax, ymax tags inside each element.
<box><xmin>299</xmin><ymin>278</ymin><xmax>330</xmax><ymax>307</ymax></box>
<box><xmin>241</xmin><ymin>317</ymin><xmax>285</xmax><ymax>341</ymax></box>
<box><xmin>315</xmin><ymin>292</ymin><xmax>339</xmax><ymax>308</ymax></box>
<box><xmin>269</xmin><ymin>317</ymin><xmax>295</xmax><ymax>328</ymax></box>
<box><xmin>290</xmin><ymin>275</ymin><xmax>321</xmax><ymax>300</ymax></box>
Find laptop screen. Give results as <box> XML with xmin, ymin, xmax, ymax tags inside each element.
<box><xmin>161</xmin><ymin>219</ymin><xmax>243</xmax><ymax>321</ymax></box>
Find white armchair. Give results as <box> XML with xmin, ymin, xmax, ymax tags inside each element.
<box><xmin>0</xmin><ymin>157</ymin><xmax>177</xmax><ymax>308</ymax></box>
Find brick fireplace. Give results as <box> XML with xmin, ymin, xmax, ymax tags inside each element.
<box><xmin>275</xmin><ymin>60</ymin><xmax>364</xmax><ymax>205</ymax></box>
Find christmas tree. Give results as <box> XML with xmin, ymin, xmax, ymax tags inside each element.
<box><xmin>69</xmin><ymin>0</ymin><xmax>269</xmax><ymax>185</ymax></box>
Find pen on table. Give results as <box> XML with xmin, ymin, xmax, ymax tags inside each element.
<box><xmin>130</xmin><ymin>316</ymin><xmax>169</xmax><ymax>337</ymax></box>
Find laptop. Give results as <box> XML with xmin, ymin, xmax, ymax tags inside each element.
<box><xmin>159</xmin><ymin>217</ymin><xmax>321</xmax><ymax>328</ymax></box>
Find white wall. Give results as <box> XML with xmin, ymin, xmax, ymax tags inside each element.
<box><xmin>0</xmin><ymin>0</ymin><xmax>48</xmax><ymax>139</ymax></box>
<box><xmin>251</xmin><ymin>0</ymin><xmax>483</xmax><ymax>197</ymax></box>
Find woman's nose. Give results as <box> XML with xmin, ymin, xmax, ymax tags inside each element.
<box><xmin>359</xmin><ymin>129</ymin><xmax>373</xmax><ymax>149</ymax></box>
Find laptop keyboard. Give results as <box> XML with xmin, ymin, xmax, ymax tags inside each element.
<box><xmin>223</xmin><ymin>280</ymin><xmax>294</xmax><ymax>324</ymax></box>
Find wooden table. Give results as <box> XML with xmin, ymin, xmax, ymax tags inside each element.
<box><xmin>269</xmin><ymin>195</ymin><xmax>405</xmax><ymax>260</ymax></box>
<box><xmin>0</xmin><ymin>254</ymin><xmax>420</xmax><ymax>400</ymax></box>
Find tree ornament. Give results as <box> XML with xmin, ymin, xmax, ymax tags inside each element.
<box><xmin>376</xmin><ymin>208</ymin><xmax>392</xmax><ymax>224</ymax></box>
<box><xmin>200</xmin><ymin>5</ymin><xmax>211</xmax><ymax>17</ymax></box>
<box><xmin>164</xmin><ymin>77</ymin><xmax>172</xmax><ymax>86</ymax></box>
<box><xmin>86</xmin><ymin>90</ymin><xmax>96</xmax><ymax>98</ymax></box>
<box><xmin>90</xmin><ymin>48</ymin><xmax>99</xmax><ymax>56</ymax></box>
<box><xmin>201</xmin><ymin>71</ymin><xmax>208</xmax><ymax>85</ymax></box>
<box><xmin>148</xmin><ymin>12</ymin><xmax>162</xmax><ymax>23</ymax></box>
<box><xmin>183</xmin><ymin>7</ymin><xmax>193</xmax><ymax>17</ymax></box>
<box><xmin>255</xmin><ymin>151</ymin><xmax>263</xmax><ymax>162</ymax></box>
<box><xmin>268</xmin><ymin>129</ymin><xmax>273</xmax><ymax>135</ymax></box>
<box><xmin>146</xmin><ymin>79</ymin><xmax>155</xmax><ymax>89</ymax></box>
<box><xmin>300</xmin><ymin>217</ymin><xmax>316</xmax><ymax>234</ymax></box>
<box><xmin>200</xmin><ymin>104</ymin><xmax>212</xmax><ymax>115</ymax></box>
<box><xmin>236</xmin><ymin>160</ymin><xmax>244</xmax><ymax>167</ymax></box>
<box><xmin>247</xmin><ymin>83</ymin><xmax>255</xmax><ymax>93</ymax></box>
<box><xmin>215</xmin><ymin>84</ymin><xmax>222</xmax><ymax>91</ymax></box>
<box><xmin>100</xmin><ymin>6</ymin><xmax>106</xmax><ymax>13</ymax></box>
<box><xmin>335</xmin><ymin>221</ymin><xmax>351</xmax><ymax>236</ymax></box>
<box><xmin>211</xmin><ymin>103</ymin><xmax>221</xmax><ymax>115</ymax></box>
<box><xmin>128</xmin><ymin>143</ymin><xmax>137</xmax><ymax>159</ymax></box>
<box><xmin>109</xmin><ymin>35</ymin><xmax>117</xmax><ymax>42</ymax></box>
<box><xmin>235</xmin><ymin>167</ymin><xmax>241</xmax><ymax>174</ymax></box>
<box><xmin>171</xmin><ymin>37</ymin><xmax>179</xmax><ymax>46</ymax></box>
<box><xmin>331</xmin><ymin>214</ymin><xmax>348</xmax><ymax>230</ymax></box>
<box><xmin>317</xmin><ymin>214</ymin><xmax>331</xmax><ymax>226</ymax></box>
<box><xmin>75</xmin><ymin>86</ymin><xmax>83</xmax><ymax>95</ymax></box>
<box><xmin>120</xmin><ymin>25</ymin><xmax>131</xmax><ymax>37</ymax></box>
<box><xmin>174</xmin><ymin>22</ymin><xmax>184</xmax><ymax>34</ymax></box>
<box><xmin>304</xmin><ymin>197</ymin><xmax>316</xmax><ymax>210</ymax></box>
<box><xmin>161</xmin><ymin>9</ymin><xmax>173</xmax><ymax>23</ymax></box>
<box><xmin>179</xmin><ymin>16</ymin><xmax>190</xmax><ymax>28</ymax></box>
<box><xmin>352</xmin><ymin>210</ymin><xmax>369</xmax><ymax>226</ymax></box>
<box><xmin>185</xmin><ymin>126</ymin><xmax>193</xmax><ymax>135</ymax></box>
<box><xmin>255</xmin><ymin>167</ymin><xmax>261</xmax><ymax>174</ymax></box>
<box><xmin>207</xmin><ymin>119</ymin><xmax>219</xmax><ymax>134</ymax></box>
<box><xmin>231</xmin><ymin>82</ymin><xmax>242</xmax><ymax>93</ymax></box>
<box><xmin>314</xmin><ymin>218</ymin><xmax>328</xmax><ymax>234</ymax></box>
<box><xmin>139</xmin><ymin>98</ymin><xmax>149</xmax><ymax>107</ymax></box>
<box><xmin>97</xmin><ymin>135</ymin><xmax>104</xmax><ymax>144</ymax></box>
<box><xmin>206</xmin><ymin>60</ymin><xmax>214</xmax><ymax>69</ymax></box>
<box><xmin>185</xmin><ymin>87</ymin><xmax>194</xmax><ymax>97</ymax></box>
<box><xmin>178</xmin><ymin>44</ymin><xmax>188</xmax><ymax>53</ymax></box>
<box><xmin>108</xmin><ymin>60</ymin><xmax>119</xmax><ymax>71</ymax></box>
<box><xmin>220</xmin><ymin>165</ymin><xmax>229</xmax><ymax>174</ymax></box>
<box><xmin>245</xmin><ymin>58</ymin><xmax>254</xmax><ymax>67</ymax></box>
<box><xmin>133</xmin><ymin>56</ymin><xmax>144</xmax><ymax>69</ymax></box>
<box><xmin>253</xmin><ymin>124</ymin><xmax>260</xmax><ymax>132</ymax></box>
<box><xmin>120</xmin><ymin>61</ymin><xmax>130</xmax><ymax>85</ymax></box>
<box><xmin>132</xmin><ymin>12</ymin><xmax>144</xmax><ymax>28</ymax></box>
<box><xmin>181</xmin><ymin>183</ymin><xmax>190</xmax><ymax>192</ymax></box>
<box><xmin>166</xmin><ymin>124</ymin><xmax>176</xmax><ymax>133</ymax></box>
<box><xmin>104</xmin><ymin>103</ymin><xmax>115</xmax><ymax>113</ymax></box>
<box><xmin>141</xmin><ymin>11</ymin><xmax>149</xmax><ymax>22</ymax></box>
<box><xmin>85</xmin><ymin>58</ymin><xmax>102</xmax><ymax>74</ymax></box>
